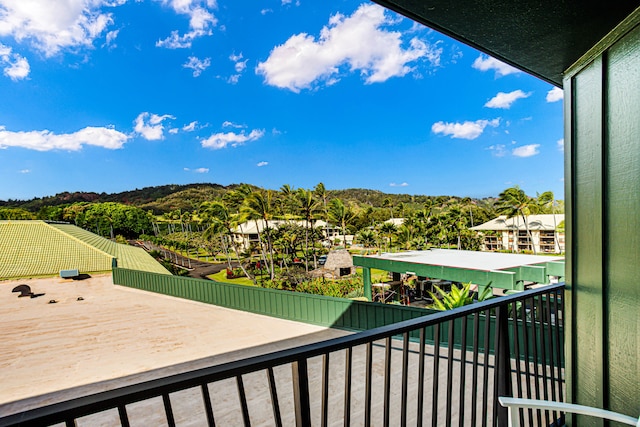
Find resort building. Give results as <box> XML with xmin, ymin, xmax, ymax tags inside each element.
<box><xmin>470</xmin><ymin>214</ymin><xmax>565</xmax><ymax>254</ymax></box>
<box><xmin>231</xmin><ymin>219</ymin><xmax>342</xmax><ymax>250</ymax></box>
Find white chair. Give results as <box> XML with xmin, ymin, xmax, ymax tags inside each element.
<box><xmin>498</xmin><ymin>397</ymin><xmax>640</xmax><ymax>427</ymax></box>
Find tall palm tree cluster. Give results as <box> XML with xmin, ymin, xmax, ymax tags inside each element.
<box><xmin>145</xmin><ymin>185</ymin><xmax>562</xmax><ymax>285</ymax></box>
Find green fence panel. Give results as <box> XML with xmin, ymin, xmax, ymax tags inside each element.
<box><xmin>113</xmin><ymin>268</ymin><xmax>433</xmax><ymax>330</ymax></box>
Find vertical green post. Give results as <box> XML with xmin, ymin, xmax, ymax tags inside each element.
<box><xmin>363</xmin><ymin>267</ymin><xmax>372</xmax><ymax>301</ymax></box>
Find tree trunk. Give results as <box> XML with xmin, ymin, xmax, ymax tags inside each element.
<box><xmin>520</xmin><ymin>212</ymin><xmax>537</xmax><ymax>254</ymax></box>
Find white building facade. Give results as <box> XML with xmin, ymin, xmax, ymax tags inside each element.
<box><xmin>470</xmin><ymin>214</ymin><xmax>565</xmax><ymax>254</ymax></box>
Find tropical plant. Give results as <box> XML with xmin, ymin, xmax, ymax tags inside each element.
<box><xmin>355</xmin><ymin>229</ymin><xmax>378</xmax><ymax>253</ymax></box>
<box><xmin>378</xmin><ymin>222</ymin><xmax>397</xmax><ymax>252</ymax></box>
<box><xmin>295</xmin><ymin>188</ymin><xmax>321</xmax><ymax>271</ymax></box>
<box><xmin>242</xmin><ymin>190</ymin><xmax>277</xmax><ymax>279</ymax></box>
<box><xmin>496</xmin><ymin>186</ymin><xmax>536</xmax><ymax>254</ymax></box>
<box><xmin>201</xmin><ymin>200</ymin><xmax>255</xmax><ymax>283</ymax></box>
<box><xmin>327</xmin><ymin>198</ymin><xmax>355</xmax><ymax>247</ymax></box>
<box><xmin>429</xmin><ymin>282</ymin><xmax>493</xmax><ymax>310</ymax></box>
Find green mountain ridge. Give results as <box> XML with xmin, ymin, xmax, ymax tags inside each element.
<box><xmin>1</xmin><ymin>182</ymin><xmax>497</xmax><ymax>214</ymax></box>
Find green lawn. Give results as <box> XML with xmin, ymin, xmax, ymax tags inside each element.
<box><xmin>207</xmin><ymin>270</ymin><xmax>257</xmax><ymax>286</ymax></box>
<box><xmin>355</xmin><ymin>267</ymin><xmax>388</xmax><ymax>283</ymax></box>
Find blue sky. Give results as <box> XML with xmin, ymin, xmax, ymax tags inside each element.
<box><xmin>0</xmin><ymin>0</ymin><xmax>564</xmax><ymax>201</ymax></box>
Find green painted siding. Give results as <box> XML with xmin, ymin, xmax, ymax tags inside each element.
<box><xmin>573</xmin><ymin>56</ymin><xmax>605</xmax><ymax>414</ymax></box>
<box><xmin>565</xmin><ymin>11</ymin><xmax>640</xmax><ymax>426</ymax></box>
<box><xmin>113</xmin><ymin>268</ymin><xmax>435</xmax><ymax>331</ymax></box>
<box><xmin>605</xmin><ymin>24</ymin><xmax>640</xmax><ymax>422</ymax></box>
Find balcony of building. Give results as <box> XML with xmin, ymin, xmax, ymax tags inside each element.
<box><xmin>1</xmin><ymin>0</ymin><xmax>638</xmax><ymax>426</ymax></box>
<box><xmin>0</xmin><ymin>270</ymin><xmax>565</xmax><ymax>427</ymax></box>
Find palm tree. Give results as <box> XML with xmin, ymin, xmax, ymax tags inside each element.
<box><xmin>415</xmin><ymin>204</ymin><xmax>432</xmax><ymax>247</ymax></box>
<box><xmin>446</xmin><ymin>205</ymin><xmax>467</xmax><ymax>250</ymax></box>
<box><xmin>355</xmin><ymin>229</ymin><xmax>377</xmax><ymax>254</ymax></box>
<box><xmin>327</xmin><ymin>198</ymin><xmax>354</xmax><ymax>247</ymax></box>
<box><xmin>537</xmin><ymin>190</ymin><xmax>561</xmax><ymax>252</ymax></box>
<box><xmin>242</xmin><ymin>190</ymin><xmax>277</xmax><ymax>279</ymax></box>
<box><xmin>295</xmin><ymin>188</ymin><xmax>321</xmax><ymax>271</ymax></box>
<box><xmin>496</xmin><ymin>186</ymin><xmax>536</xmax><ymax>254</ymax></box>
<box><xmin>201</xmin><ymin>201</ymin><xmax>255</xmax><ymax>283</ymax></box>
<box><xmin>378</xmin><ymin>222</ymin><xmax>397</xmax><ymax>252</ymax></box>
<box><xmin>382</xmin><ymin>197</ymin><xmax>394</xmax><ymax>220</ymax></box>
<box><xmin>279</xmin><ymin>184</ymin><xmax>296</xmax><ymax>216</ymax></box>
<box><xmin>314</xmin><ymin>182</ymin><xmax>329</xmax><ymax>244</ymax></box>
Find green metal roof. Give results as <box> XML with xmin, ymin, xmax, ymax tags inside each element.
<box><xmin>0</xmin><ymin>221</ymin><xmax>169</xmax><ymax>279</ymax></box>
<box><xmin>371</xmin><ymin>0</ymin><xmax>640</xmax><ymax>86</ymax></box>
<box><xmin>354</xmin><ymin>249</ymin><xmax>564</xmax><ymax>290</ymax></box>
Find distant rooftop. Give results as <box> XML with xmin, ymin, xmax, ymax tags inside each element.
<box><xmin>0</xmin><ymin>220</ymin><xmax>169</xmax><ymax>279</ymax></box>
<box><xmin>354</xmin><ymin>249</ymin><xmax>565</xmax><ymax>289</ymax></box>
<box><xmin>369</xmin><ymin>249</ymin><xmax>563</xmax><ymax>272</ymax></box>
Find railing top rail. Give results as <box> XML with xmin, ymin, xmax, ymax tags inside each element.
<box><xmin>0</xmin><ymin>282</ymin><xmax>564</xmax><ymax>427</ymax></box>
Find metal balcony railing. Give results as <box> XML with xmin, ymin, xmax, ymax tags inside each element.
<box><xmin>0</xmin><ymin>283</ymin><xmax>564</xmax><ymax>427</ymax></box>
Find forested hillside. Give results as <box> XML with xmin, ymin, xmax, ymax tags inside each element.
<box><xmin>1</xmin><ymin>182</ymin><xmax>494</xmax><ymax>214</ymax></box>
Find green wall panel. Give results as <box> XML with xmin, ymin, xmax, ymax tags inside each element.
<box><xmin>566</xmin><ymin>11</ymin><xmax>640</xmax><ymax>426</ymax></box>
<box><xmin>606</xmin><ymin>25</ymin><xmax>640</xmax><ymax>421</ymax></box>
<box><xmin>572</xmin><ymin>56</ymin><xmax>605</xmax><ymax>416</ymax></box>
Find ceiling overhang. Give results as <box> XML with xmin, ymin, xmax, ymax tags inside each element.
<box><xmin>371</xmin><ymin>1</ymin><xmax>640</xmax><ymax>86</ymax></box>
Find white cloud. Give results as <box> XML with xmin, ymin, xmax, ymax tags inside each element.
<box><xmin>261</xmin><ymin>9</ymin><xmax>273</xmax><ymax>15</ymax></box>
<box><xmin>512</xmin><ymin>144</ymin><xmax>540</xmax><ymax>157</ymax></box>
<box><xmin>0</xmin><ymin>43</ymin><xmax>31</xmax><ymax>82</ymax></box>
<box><xmin>105</xmin><ymin>29</ymin><xmax>118</xmax><ymax>43</ymax></box>
<box><xmin>546</xmin><ymin>87</ymin><xmax>563</xmax><ymax>103</ymax></box>
<box><xmin>432</xmin><ymin>118</ymin><xmax>500</xmax><ymax>140</ymax></box>
<box><xmin>487</xmin><ymin>144</ymin><xmax>507</xmax><ymax>157</ymax></box>
<box><xmin>472</xmin><ymin>55</ymin><xmax>520</xmax><ymax>77</ymax></box>
<box><xmin>222</xmin><ymin>121</ymin><xmax>245</xmax><ymax>129</ymax></box>
<box><xmin>156</xmin><ymin>30</ymin><xmax>207</xmax><ymax>49</ymax></box>
<box><xmin>201</xmin><ymin>129</ymin><xmax>265</xmax><ymax>149</ymax></box>
<box><xmin>0</xmin><ymin>43</ymin><xmax>29</xmax><ymax>80</ymax></box>
<box><xmin>182</xmin><ymin>121</ymin><xmax>197</xmax><ymax>132</ymax></box>
<box><xmin>485</xmin><ymin>90</ymin><xmax>531</xmax><ymax>109</ymax></box>
<box><xmin>103</xmin><ymin>29</ymin><xmax>118</xmax><ymax>48</ymax></box>
<box><xmin>155</xmin><ymin>0</ymin><xmax>217</xmax><ymax>49</ymax></box>
<box><xmin>557</xmin><ymin>138</ymin><xmax>564</xmax><ymax>152</ymax></box>
<box><xmin>226</xmin><ymin>52</ymin><xmax>248</xmax><ymax>83</ymax></box>
<box><xmin>19</xmin><ymin>169</ymin><xmax>30</xmax><ymax>173</ymax></box>
<box><xmin>0</xmin><ymin>125</ymin><xmax>128</xmax><ymax>151</ymax></box>
<box><xmin>134</xmin><ymin>112</ymin><xmax>175</xmax><ymax>140</ymax></box>
<box><xmin>234</xmin><ymin>59</ymin><xmax>247</xmax><ymax>73</ymax></box>
<box><xmin>183</xmin><ymin>56</ymin><xmax>210</xmax><ymax>76</ymax></box>
<box><xmin>257</xmin><ymin>161</ymin><xmax>268</xmax><ymax>167</ymax></box>
<box><xmin>389</xmin><ymin>182</ymin><xmax>409</xmax><ymax>187</ymax></box>
<box><xmin>0</xmin><ymin>0</ymin><xmax>120</xmax><ymax>56</ymax></box>
<box><xmin>183</xmin><ymin>166</ymin><xmax>208</xmax><ymax>172</ymax></box>
<box><xmin>256</xmin><ymin>4</ymin><xmax>440</xmax><ymax>92</ymax></box>
<box><xmin>168</xmin><ymin>128</ymin><xmax>179</xmax><ymax>134</ymax></box>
